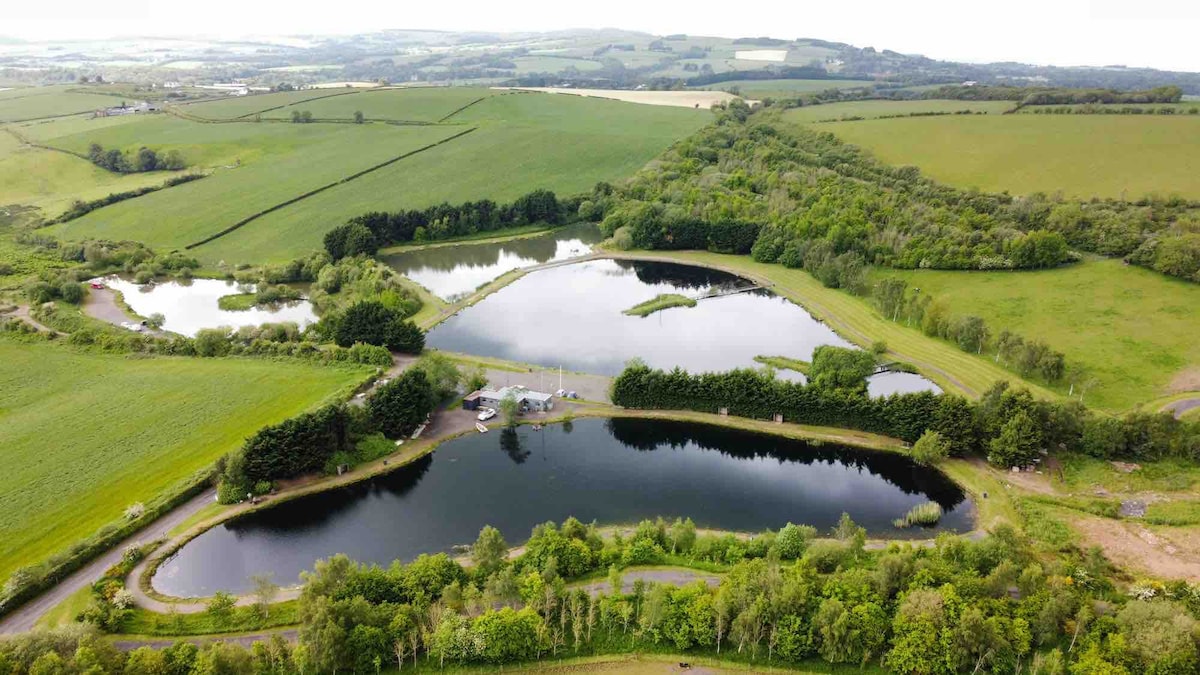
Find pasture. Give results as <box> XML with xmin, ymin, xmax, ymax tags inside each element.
<box><xmin>43</xmin><ymin>121</ymin><xmax>460</xmax><ymax>251</ymax></box>
<box><xmin>0</xmin><ymin>130</ymin><xmax>167</xmax><ymax>219</ymax></box>
<box><xmin>0</xmin><ymin>338</ymin><xmax>369</xmax><ymax>581</ymax></box>
<box><xmin>178</xmin><ymin>89</ymin><xmax>359</xmax><ymax>120</ymax></box>
<box><xmin>695</xmin><ymin>78</ymin><xmax>877</xmax><ymax>97</ymax></box>
<box><xmin>0</xmin><ymin>88</ymin><xmax>128</xmax><ymax>123</ymax></box>
<box><xmin>874</xmin><ymin>257</ymin><xmax>1200</xmax><ymax>411</ymax></box>
<box><xmin>782</xmin><ymin>98</ymin><xmax>1015</xmax><ymax>123</ymax></box>
<box><xmin>826</xmin><ymin>114</ymin><xmax>1200</xmax><ymax>199</ymax></box>
<box><xmin>260</xmin><ymin>86</ymin><xmax>496</xmax><ymax>122</ymax></box>
<box><xmin>190</xmin><ymin>92</ymin><xmax>709</xmax><ymax>263</ymax></box>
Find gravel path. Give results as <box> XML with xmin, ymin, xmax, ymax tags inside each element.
<box><xmin>574</xmin><ymin>569</ymin><xmax>721</xmax><ymax>596</ymax></box>
<box><xmin>1163</xmin><ymin>397</ymin><xmax>1200</xmax><ymax>419</ymax></box>
<box><xmin>2</xmin><ymin>305</ymin><xmax>64</xmax><ymax>335</ymax></box>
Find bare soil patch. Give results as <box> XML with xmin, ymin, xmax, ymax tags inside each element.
<box><xmin>496</xmin><ymin>87</ymin><xmax>751</xmax><ymax>109</ymax></box>
<box><xmin>1167</xmin><ymin>366</ymin><xmax>1200</xmax><ymax>393</ymax></box>
<box><xmin>1069</xmin><ymin>515</ymin><xmax>1200</xmax><ymax>581</ymax></box>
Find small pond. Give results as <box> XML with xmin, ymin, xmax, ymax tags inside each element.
<box><xmin>381</xmin><ymin>223</ymin><xmax>603</xmax><ymax>302</ymax></box>
<box><xmin>427</xmin><ymin>259</ymin><xmax>938</xmax><ymax>396</ymax></box>
<box><xmin>153</xmin><ymin>417</ymin><xmax>972</xmax><ymax>596</ymax></box>
<box><xmin>99</xmin><ymin>276</ymin><xmax>318</xmax><ymax>338</ymax></box>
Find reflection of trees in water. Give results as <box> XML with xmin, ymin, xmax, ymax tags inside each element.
<box><xmin>384</xmin><ymin>225</ymin><xmax>600</xmax><ymax>274</ymax></box>
<box><xmin>500</xmin><ymin>427</ymin><xmax>530</xmax><ymax>464</ymax></box>
<box><xmin>603</xmin><ymin>417</ymin><xmax>966</xmax><ymax>510</ymax></box>
<box><xmin>612</xmin><ymin>260</ymin><xmax>747</xmax><ymax>292</ymax></box>
<box><xmin>228</xmin><ymin>455</ymin><xmax>434</xmax><ymax>535</ymax></box>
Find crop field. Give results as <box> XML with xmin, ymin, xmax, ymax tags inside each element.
<box><xmin>0</xmin><ymin>88</ymin><xmax>128</xmax><ymax>123</ymax></box>
<box><xmin>874</xmin><ymin>257</ymin><xmax>1200</xmax><ymax>411</ymax></box>
<box><xmin>178</xmin><ymin>89</ymin><xmax>363</xmax><ymax>120</ymax></box>
<box><xmin>260</xmin><ymin>86</ymin><xmax>496</xmax><ymax>122</ymax></box>
<box><xmin>782</xmin><ymin>98</ymin><xmax>1015</xmax><ymax>123</ymax></box>
<box><xmin>43</xmin><ymin>121</ymin><xmax>460</xmax><ymax>251</ymax></box>
<box><xmin>0</xmin><ymin>338</ymin><xmax>369</xmax><ymax>580</ymax></box>
<box><xmin>190</xmin><ymin>92</ymin><xmax>709</xmax><ymax>263</ymax></box>
<box><xmin>0</xmin><ymin>131</ymin><xmax>167</xmax><ymax>219</ymax></box>
<box><xmin>694</xmin><ymin>78</ymin><xmax>876</xmax><ymax>97</ymax></box>
<box><xmin>826</xmin><ymin>114</ymin><xmax>1200</xmax><ymax>199</ymax></box>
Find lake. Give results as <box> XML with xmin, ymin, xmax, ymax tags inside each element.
<box><xmin>152</xmin><ymin>417</ymin><xmax>971</xmax><ymax>596</ymax></box>
<box><xmin>99</xmin><ymin>276</ymin><xmax>318</xmax><ymax>337</ymax></box>
<box><xmin>381</xmin><ymin>223</ymin><xmax>603</xmax><ymax>301</ymax></box>
<box><xmin>427</xmin><ymin>258</ymin><xmax>939</xmax><ymax>395</ymax></box>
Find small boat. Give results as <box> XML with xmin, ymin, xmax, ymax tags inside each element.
<box><xmin>475</xmin><ymin>422</ymin><xmax>488</xmax><ymax>434</ymax></box>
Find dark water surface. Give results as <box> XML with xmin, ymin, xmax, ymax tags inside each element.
<box><xmin>380</xmin><ymin>223</ymin><xmax>604</xmax><ymax>301</ymax></box>
<box><xmin>153</xmin><ymin>418</ymin><xmax>971</xmax><ymax>596</ymax></box>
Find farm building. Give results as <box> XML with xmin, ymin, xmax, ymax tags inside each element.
<box><xmin>469</xmin><ymin>385</ymin><xmax>554</xmax><ymax>413</ymax></box>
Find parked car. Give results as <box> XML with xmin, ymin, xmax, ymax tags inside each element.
<box><xmin>477</xmin><ymin>408</ymin><xmax>497</xmax><ymax>421</ymax></box>
<box><xmin>567</xmin><ymin>391</ymin><xmax>578</xmax><ymax>399</ymax></box>
<box><xmin>89</xmin><ymin>282</ymin><xmax>105</xmax><ymax>290</ymax></box>
<box><xmin>555</xmin><ymin>389</ymin><xmax>566</xmax><ymax>397</ymax></box>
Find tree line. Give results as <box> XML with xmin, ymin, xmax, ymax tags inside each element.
<box><xmin>53</xmin><ymin>174</ymin><xmax>204</xmax><ymax>224</ymax></box>
<box><xmin>17</xmin><ymin>515</ymin><xmax>1199</xmax><ymax>673</ymax></box>
<box><xmin>323</xmin><ymin>188</ymin><xmax>585</xmax><ymax>260</ymax></box>
<box><xmin>915</xmin><ymin>84</ymin><xmax>1184</xmax><ymax>106</ymax></box>
<box><xmin>86</xmin><ymin>143</ymin><xmax>186</xmax><ymax>174</ymax></box>
<box><xmin>599</xmin><ymin>104</ymin><xmax>1200</xmax><ymax>284</ymax></box>
<box><xmin>872</xmin><ymin>278</ymin><xmax>1067</xmax><ymax>383</ymax></box>
<box><xmin>611</xmin><ymin>363</ymin><xmax>1199</xmax><ymax>467</ymax></box>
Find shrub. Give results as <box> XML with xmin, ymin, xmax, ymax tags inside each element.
<box><xmin>909</xmin><ymin>430</ymin><xmax>950</xmax><ymax>466</ymax></box>
<box><xmin>893</xmin><ymin>501</ymin><xmax>943</xmax><ymax>528</ymax></box>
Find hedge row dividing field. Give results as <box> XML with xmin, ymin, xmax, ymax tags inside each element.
<box><xmin>0</xmin><ymin>338</ymin><xmax>370</xmax><ymax>582</ymax></box>
<box><xmin>192</xmin><ymin>92</ymin><xmax>710</xmax><ymax>263</ymax></box>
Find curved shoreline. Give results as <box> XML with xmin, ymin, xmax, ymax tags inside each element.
<box><xmin>131</xmin><ymin>406</ymin><xmax>979</xmax><ymax>610</ymax></box>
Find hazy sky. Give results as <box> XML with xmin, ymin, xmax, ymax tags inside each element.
<box><xmin>8</xmin><ymin>0</ymin><xmax>1199</xmax><ymax>72</ymax></box>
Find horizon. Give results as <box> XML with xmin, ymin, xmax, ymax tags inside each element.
<box><xmin>3</xmin><ymin>0</ymin><xmax>1198</xmax><ymax>73</ymax></box>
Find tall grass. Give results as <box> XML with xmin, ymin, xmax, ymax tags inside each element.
<box><xmin>893</xmin><ymin>501</ymin><xmax>943</xmax><ymax>528</ymax></box>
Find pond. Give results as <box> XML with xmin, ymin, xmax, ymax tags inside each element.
<box><xmin>427</xmin><ymin>258</ymin><xmax>938</xmax><ymax>395</ymax></box>
<box><xmin>99</xmin><ymin>276</ymin><xmax>318</xmax><ymax>338</ymax></box>
<box><xmin>380</xmin><ymin>223</ymin><xmax>603</xmax><ymax>302</ymax></box>
<box><xmin>152</xmin><ymin>417</ymin><xmax>972</xmax><ymax>596</ymax></box>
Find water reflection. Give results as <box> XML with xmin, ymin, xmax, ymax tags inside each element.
<box><xmin>99</xmin><ymin>276</ymin><xmax>317</xmax><ymax>337</ymax></box>
<box><xmin>381</xmin><ymin>223</ymin><xmax>603</xmax><ymax>301</ymax></box>
<box><xmin>153</xmin><ymin>418</ymin><xmax>971</xmax><ymax>597</ymax></box>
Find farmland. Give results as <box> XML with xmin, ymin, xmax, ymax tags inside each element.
<box><xmin>825</xmin><ymin>114</ymin><xmax>1200</xmax><ymax>199</ymax></box>
<box><xmin>782</xmin><ymin>98</ymin><xmax>1015</xmax><ymax>123</ymax></box>
<box><xmin>0</xmin><ymin>87</ymin><xmax>128</xmax><ymax>123</ymax></box>
<box><xmin>42</xmin><ymin>120</ymin><xmax>461</xmax><ymax>251</ymax></box>
<box><xmin>260</xmin><ymin>86</ymin><xmax>497</xmax><ymax>122</ymax></box>
<box><xmin>190</xmin><ymin>92</ymin><xmax>709</xmax><ymax>263</ymax></box>
<box><xmin>177</xmin><ymin>89</ymin><xmax>360</xmax><ymax>120</ymax></box>
<box><xmin>873</xmin><ymin>257</ymin><xmax>1200</xmax><ymax>411</ymax></box>
<box><xmin>694</xmin><ymin>78</ymin><xmax>877</xmax><ymax>97</ymax></box>
<box><xmin>0</xmin><ymin>337</ymin><xmax>369</xmax><ymax>581</ymax></box>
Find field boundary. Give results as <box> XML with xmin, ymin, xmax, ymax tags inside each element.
<box><xmin>436</xmin><ymin>94</ymin><xmax>496</xmax><ymax>123</ymax></box>
<box><xmin>184</xmin><ymin>126</ymin><xmax>479</xmax><ymax>250</ymax></box>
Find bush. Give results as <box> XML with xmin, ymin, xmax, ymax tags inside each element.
<box><xmin>334</xmin><ymin>301</ymin><xmax>424</xmax><ymax>353</ymax></box>
<box><xmin>909</xmin><ymin>430</ymin><xmax>950</xmax><ymax>466</ymax></box>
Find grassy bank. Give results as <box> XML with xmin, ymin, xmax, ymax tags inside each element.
<box><xmin>754</xmin><ymin>355</ymin><xmax>810</xmax><ymax>374</ymax></box>
<box><xmin>622</xmin><ymin>293</ymin><xmax>696</xmax><ymax>317</ymax></box>
<box><xmin>0</xmin><ymin>337</ymin><xmax>370</xmax><ymax>581</ymax></box>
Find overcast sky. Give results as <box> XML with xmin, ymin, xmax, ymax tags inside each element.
<box><xmin>8</xmin><ymin>0</ymin><xmax>1199</xmax><ymax>72</ymax></box>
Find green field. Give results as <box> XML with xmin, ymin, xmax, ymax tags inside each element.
<box><xmin>695</xmin><ymin>79</ymin><xmax>876</xmax><ymax>97</ymax></box>
<box><xmin>43</xmin><ymin>120</ymin><xmax>459</xmax><ymax>250</ymax></box>
<box><xmin>825</xmin><ymin>114</ymin><xmax>1200</xmax><ymax>199</ymax></box>
<box><xmin>178</xmin><ymin>89</ymin><xmax>360</xmax><ymax>120</ymax></box>
<box><xmin>189</xmin><ymin>92</ymin><xmax>709</xmax><ymax>264</ymax></box>
<box><xmin>0</xmin><ymin>88</ymin><xmax>128</xmax><ymax>123</ymax></box>
<box><xmin>874</xmin><ymin>257</ymin><xmax>1200</xmax><ymax>411</ymax></box>
<box><xmin>0</xmin><ymin>338</ymin><xmax>369</xmax><ymax>581</ymax></box>
<box><xmin>0</xmin><ymin>131</ymin><xmax>168</xmax><ymax>218</ymax></box>
<box><xmin>511</xmin><ymin>56</ymin><xmax>603</xmax><ymax>73</ymax></box>
<box><xmin>261</xmin><ymin>86</ymin><xmax>496</xmax><ymax>122</ymax></box>
<box><xmin>782</xmin><ymin>99</ymin><xmax>1015</xmax><ymax>123</ymax></box>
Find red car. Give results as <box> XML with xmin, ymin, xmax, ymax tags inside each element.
<box><xmin>90</xmin><ymin>282</ymin><xmax>105</xmax><ymax>290</ymax></box>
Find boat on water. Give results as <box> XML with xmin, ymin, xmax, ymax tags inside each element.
<box><xmin>475</xmin><ymin>422</ymin><xmax>489</xmax><ymax>433</ymax></box>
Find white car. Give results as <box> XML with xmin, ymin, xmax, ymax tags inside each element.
<box><xmin>477</xmin><ymin>408</ymin><xmax>497</xmax><ymax>421</ymax></box>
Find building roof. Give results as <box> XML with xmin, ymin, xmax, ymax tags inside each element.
<box><xmin>477</xmin><ymin>385</ymin><xmax>553</xmax><ymax>403</ymax></box>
